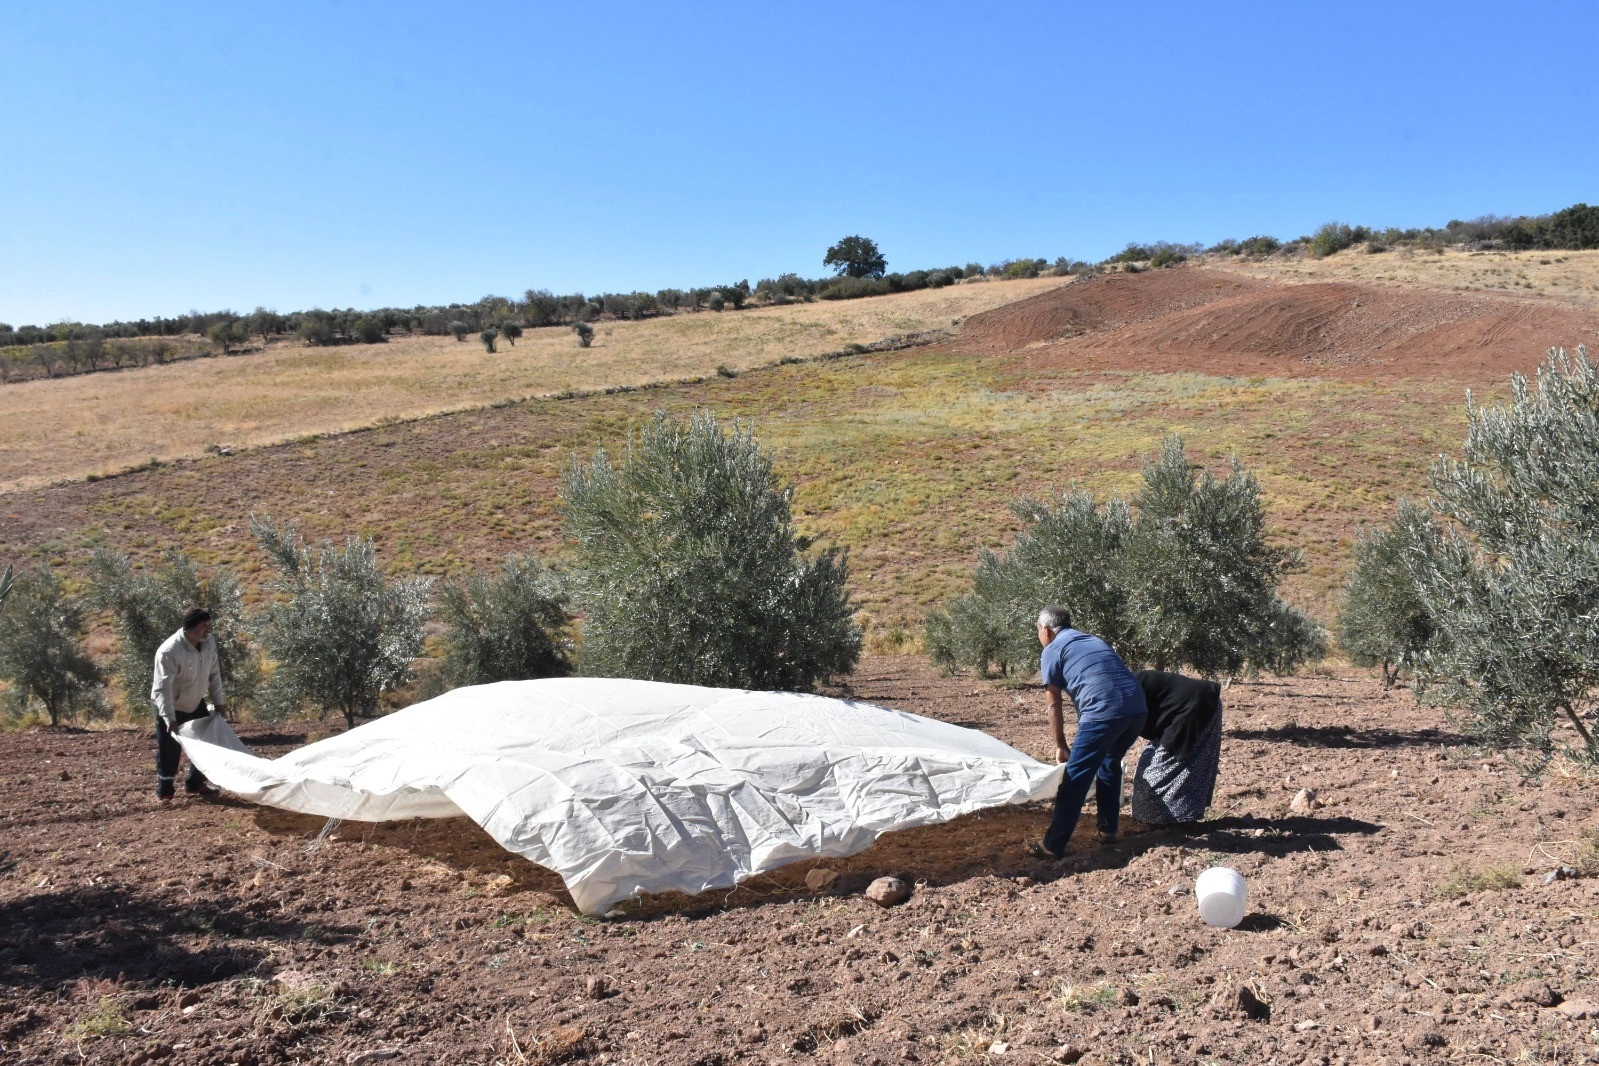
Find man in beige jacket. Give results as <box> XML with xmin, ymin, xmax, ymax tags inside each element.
<box><xmin>151</xmin><ymin>608</ymin><xmax>229</xmax><ymax>800</ymax></box>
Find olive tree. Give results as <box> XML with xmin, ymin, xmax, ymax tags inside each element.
<box><xmin>432</xmin><ymin>554</ymin><xmax>572</xmax><ymax>690</ymax></box>
<box><xmin>90</xmin><ymin>548</ymin><xmax>261</xmax><ymax>716</ymax></box>
<box><xmin>1404</xmin><ymin>346</ymin><xmax>1599</xmax><ymax>764</ymax></box>
<box><xmin>561</xmin><ymin>410</ymin><xmax>859</xmax><ymax>690</ymax></box>
<box><xmin>1336</xmin><ymin>501</ymin><xmax>1435</xmax><ymax>688</ymax></box>
<box><xmin>480</xmin><ymin>327</ymin><xmax>498</xmax><ymax>353</ymax></box>
<box><xmin>250</xmin><ymin>517</ymin><xmax>432</xmax><ymax>728</ymax></box>
<box><xmin>927</xmin><ymin>437</ymin><xmax>1323</xmax><ymax>678</ymax></box>
<box><xmin>499</xmin><ymin>321</ymin><xmax>523</xmax><ymax>347</ymax></box>
<box><xmin>0</xmin><ymin>568</ymin><xmax>106</xmax><ymax>726</ymax></box>
<box><xmin>573</xmin><ymin>322</ymin><xmax>594</xmax><ymax>348</ymax></box>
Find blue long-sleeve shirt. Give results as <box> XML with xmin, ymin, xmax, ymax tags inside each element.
<box><xmin>1040</xmin><ymin>629</ymin><xmax>1146</xmax><ymax>722</ymax></box>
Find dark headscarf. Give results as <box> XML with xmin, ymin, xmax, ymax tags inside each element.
<box><xmin>1136</xmin><ymin>669</ymin><xmax>1222</xmax><ymax>765</ymax></box>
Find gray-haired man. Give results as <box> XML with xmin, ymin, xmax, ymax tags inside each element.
<box><xmin>151</xmin><ymin>607</ymin><xmax>228</xmax><ymax>801</ymax></box>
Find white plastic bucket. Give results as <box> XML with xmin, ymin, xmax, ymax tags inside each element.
<box><xmin>1195</xmin><ymin>867</ymin><xmax>1248</xmax><ymax>928</ymax></box>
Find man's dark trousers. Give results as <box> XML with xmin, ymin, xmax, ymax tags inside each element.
<box><xmin>156</xmin><ymin>705</ymin><xmax>211</xmax><ymax>797</ymax></box>
<box><xmin>1042</xmin><ymin>711</ymin><xmax>1147</xmax><ymax>855</ymax></box>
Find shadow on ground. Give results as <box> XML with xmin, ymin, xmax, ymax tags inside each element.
<box><xmin>0</xmin><ymin>884</ymin><xmax>333</xmax><ymax>991</ymax></box>
<box><xmin>1230</xmin><ymin>723</ymin><xmax>1465</xmax><ymax>749</ymax></box>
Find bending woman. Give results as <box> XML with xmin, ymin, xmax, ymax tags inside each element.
<box><xmin>1131</xmin><ymin>669</ymin><xmax>1223</xmax><ymax>826</ymax></box>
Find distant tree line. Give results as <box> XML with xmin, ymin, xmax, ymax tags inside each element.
<box><xmin>9</xmin><ymin>203</ymin><xmax>1594</xmax><ymax>384</ymax></box>
<box><xmin>1112</xmin><ymin>201</ymin><xmax>1599</xmax><ymax>270</ymax></box>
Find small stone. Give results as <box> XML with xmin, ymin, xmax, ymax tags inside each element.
<box><xmin>739</xmin><ymin>1025</ymin><xmax>767</xmax><ymax>1044</ymax></box>
<box><xmin>347</xmin><ymin>1051</ymin><xmax>402</xmax><ymax>1065</ymax></box>
<box><xmin>1502</xmin><ymin>979</ymin><xmax>1561</xmax><ymax>1008</ymax></box>
<box><xmin>59</xmin><ymin>769</ymin><xmax>71</xmax><ymax>781</ymax></box>
<box><xmin>1167</xmin><ymin>884</ymin><xmax>1190</xmax><ymax>896</ymax></box>
<box><xmin>1293</xmin><ymin>1020</ymin><xmax>1320</xmax><ymax>1032</ymax></box>
<box><xmin>988</xmin><ymin>1040</ymin><xmax>1009</xmax><ymax>1054</ymax></box>
<box><xmin>865</xmin><ymin>876</ymin><xmax>912</xmax><ymax>907</ymax></box>
<box><xmin>1015</xmin><ymin>877</ymin><xmax>1034</xmax><ymax>888</ymax></box>
<box><xmin>1369</xmin><ymin>943</ymin><xmax>1389</xmax><ymax>957</ymax></box>
<box><xmin>583</xmin><ymin>975</ymin><xmax>611</xmax><ymax>1000</ymax></box>
<box><xmin>1556</xmin><ymin>999</ymin><xmax>1599</xmax><ymax>1019</ymax></box>
<box><xmin>1051</xmin><ymin>1048</ymin><xmax>1083</xmax><ymax>1065</ymax></box>
<box><xmin>175</xmin><ymin>990</ymin><xmax>201</xmax><ymax>1009</ymax></box>
<box><xmin>805</xmin><ymin>868</ymin><xmax>838</xmax><ymax>892</ymax></box>
<box><xmin>1289</xmin><ymin>788</ymin><xmax>1319</xmax><ymax>815</ymax></box>
<box><xmin>1117</xmin><ymin>987</ymin><xmax>1139</xmax><ymax>1007</ymax></box>
<box><xmin>1544</xmin><ymin>865</ymin><xmax>1580</xmax><ymax>885</ymax></box>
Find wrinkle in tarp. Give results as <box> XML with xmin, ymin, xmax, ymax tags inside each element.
<box><xmin>177</xmin><ymin>677</ymin><xmax>1063</xmax><ymax>915</ymax></box>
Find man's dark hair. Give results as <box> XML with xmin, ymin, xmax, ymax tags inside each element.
<box><xmin>181</xmin><ymin>607</ymin><xmax>213</xmax><ymax>630</ymax></box>
<box><xmin>1038</xmin><ymin>605</ymin><xmax>1072</xmax><ymax>631</ymax></box>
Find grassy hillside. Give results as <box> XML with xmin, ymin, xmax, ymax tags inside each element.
<box><xmin>1208</xmin><ymin>245</ymin><xmax>1599</xmax><ymax>309</ymax></box>
<box><xmin>0</xmin><ymin>341</ymin><xmax>1468</xmax><ymax>652</ymax></box>
<box><xmin>0</xmin><ymin>277</ymin><xmax>1064</xmax><ymax>492</ymax></box>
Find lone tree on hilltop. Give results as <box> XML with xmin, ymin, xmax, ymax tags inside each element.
<box><xmin>481</xmin><ymin>327</ymin><xmax>499</xmax><ymax>354</ymax></box>
<box><xmin>573</xmin><ymin>322</ymin><xmax>594</xmax><ymax>348</ymax></box>
<box><xmin>500</xmin><ymin>321</ymin><xmax>522</xmax><ymax>347</ymax></box>
<box><xmin>823</xmin><ymin>235</ymin><xmax>887</xmax><ymax>279</ymax></box>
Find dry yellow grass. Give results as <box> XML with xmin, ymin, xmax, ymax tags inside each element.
<box><xmin>1207</xmin><ymin>246</ymin><xmax>1599</xmax><ymax>311</ymax></box>
<box><xmin>0</xmin><ymin>277</ymin><xmax>1064</xmax><ymax>492</ymax></box>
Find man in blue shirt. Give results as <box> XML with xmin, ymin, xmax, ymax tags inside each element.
<box><xmin>1030</xmin><ymin>605</ymin><xmax>1148</xmax><ymax>859</ymax></box>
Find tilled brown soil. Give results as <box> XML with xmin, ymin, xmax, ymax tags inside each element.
<box><xmin>3</xmin><ymin>657</ymin><xmax>1596</xmax><ymax>1065</ymax></box>
<box><xmin>963</xmin><ymin>269</ymin><xmax>1599</xmax><ymax>382</ymax></box>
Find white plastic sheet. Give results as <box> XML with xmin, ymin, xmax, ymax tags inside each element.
<box><xmin>178</xmin><ymin>677</ymin><xmax>1062</xmax><ymax>914</ymax></box>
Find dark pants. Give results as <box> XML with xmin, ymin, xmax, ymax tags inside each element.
<box><xmin>1043</xmin><ymin>712</ymin><xmax>1147</xmax><ymax>854</ymax></box>
<box><xmin>156</xmin><ymin>706</ymin><xmax>211</xmax><ymax>795</ymax></box>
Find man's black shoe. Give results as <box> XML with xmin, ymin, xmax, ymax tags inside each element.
<box><xmin>184</xmin><ymin>780</ymin><xmax>221</xmax><ymax>797</ymax></box>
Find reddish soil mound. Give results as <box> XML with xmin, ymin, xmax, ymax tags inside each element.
<box><xmin>963</xmin><ymin>270</ymin><xmax>1270</xmax><ymax>351</ymax></box>
<box><xmin>2</xmin><ymin>658</ymin><xmax>1595</xmax><ymax>1064</ymax></box>
<box><xmin>967</xmin><ymin>269</ymin><xmax>1599</xmax><ymax>382</ymax></box>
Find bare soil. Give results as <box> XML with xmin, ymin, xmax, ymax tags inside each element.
<box><xmin>3</xmin><ymin>657</ymin><xmax>1595</xmax><ymax>1065</ymax></box>
<box><xmin>964</xmin><ymin>269</ymin><xmax>1599</xmax><ymax>381</ymax></box>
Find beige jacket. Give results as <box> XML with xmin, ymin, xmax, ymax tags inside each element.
<box><xmin>151</xmin><ymin>628</ymin><xmax>225</xmax><ymax>725</ymax></box>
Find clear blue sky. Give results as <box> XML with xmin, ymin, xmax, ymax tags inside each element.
<box><xmin>2</xmin><ymin>0</ymin><xmax>1594</xmax><ymax>325</ymax></box>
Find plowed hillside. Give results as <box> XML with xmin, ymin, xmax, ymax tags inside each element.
<box><xmin>964</xmin><ymin>268</ymin><xmax>1599</xmax><ymax>380</ymax></box>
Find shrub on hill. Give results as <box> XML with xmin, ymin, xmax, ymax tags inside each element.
<box><xmin>480</xmin><ymin>327</ymin><xmax>498</xmax><ymax>354</ymax></box>
<box><xmin>0</xmin><ymin>567</ymin><xmax>106</xmax><ymax>727</ymax></box>
<box><xmin>500</xmin><ymin>321</ymin><xmax>522</xmax><ymax>346</ymax></box>
<box><xmin>927</xmin><ymin>437</ymin><xmax>1324</xmax><ymax>679</ymax></box>
<box><xmin>90</xmin><ymin>548</ymin><xmax>261</xmax><ymax>715</ymax></box>
<box><xmin>297</xmin><ymin>311</ymin><xmax>337</xmax><ymax>347</ymax></box>
<box><xmin>351</xmin><ymin>317</ymin><xmax>387</xmax><ymax>344</ymax></box>
<box><xmin>449</xmin><ymin>321</ymin><xmax>470</xmax><ymax>342</ymax></box>
<box><xmin>1497</xmin><ymin>203</ymin><xmax>1599</xmax><ymax>251</ymax></box>
<box><xmin>1394</xmin><ymin>346</ymin><xmax>1599</xmax><ymax>765</ymax></box>
<box><xmin>249</xmin><ymin>517</ymin><xmax>432</xmax><ymax>729</ymax></box>
<box><xmin>560</xmin><ymin>410</ymin><xmax>860</xmax><ymax>690</ymax></box>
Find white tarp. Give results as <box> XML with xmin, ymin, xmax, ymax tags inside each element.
<box><xmin>177</xmin><ymin>677</ymin><xmax>1062</xmax><ymax>914</ymax></box>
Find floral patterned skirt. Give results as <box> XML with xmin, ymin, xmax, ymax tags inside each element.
<box><xmin>1131</xmin><ymin>704</ymin><xmax>1223</xmax><ymax>825</ymax></box>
